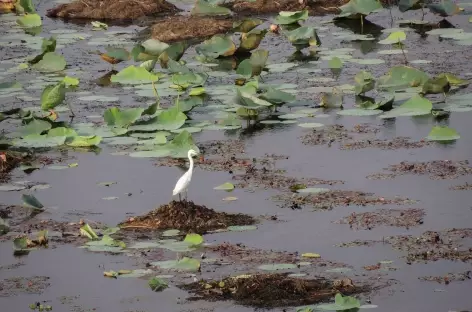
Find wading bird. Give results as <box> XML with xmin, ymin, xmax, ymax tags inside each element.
<box><xmin>172</xmin><ymin>149</ymin><xmax>199</xmax><ymax>203</ymax></box>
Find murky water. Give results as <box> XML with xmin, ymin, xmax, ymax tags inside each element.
<box><xmin>1</xmin><ymin>0</ymin><xmax>472</xmax><ymax>311</ymax></box>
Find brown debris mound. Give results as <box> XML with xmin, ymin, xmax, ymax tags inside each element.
<box><xmin>151</xmin><ymin>16</ymin><xmax>233</xmax><ymax>43</ymax></box>
<box><xmin>120</xmin><ymin>200</ymin><xmax>256</xmax><ymax>234</ymax></box>
<box><xmin>385</xmin><ymin>228</ymin><xmax>472</xmax><ymax>264</ymax></box>
<box><xmin>46</xmin><ymin>0</ymin><xmax>180</xmax><ymax>20</ymax></box>
<box><xmin>340</xmin><ymin>137</ymin><xmax>432</xmax><ymax>151</ymax></box>
<box><xmin>181</xmin><ymin>273</ymin><xmax>366</xmax><ymax>308</ymax></box>
<box><xmin>449</xmin><ymin>182</ymin><xmax>472</xmax><ymax>190</ymax></box>
<box><xmin>274</xmin><ymin>190</ymin><xmax>414</xmax><ymax>210</ymax></box>
<box><xmin>225</xmin><ymin>0</ymin><xmax>350</xmax><ymax>15</ymax></box>
<box><xmin>0</xmin><ymin>151</ymin><xmax>34</xmax><ymax>182</ymax></box>
<box><xmin>370</xmin><ymin>160</ymin><xmax>472</xmax><ymax>180</ymax></box>
<box><xmin>335</xmin><ymin>208</ymin><xmax>425</xmax><ymax>230</ymax></box>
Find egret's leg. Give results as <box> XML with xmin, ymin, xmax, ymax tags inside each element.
<box><xmin>178</xmin><ymin>193</ymin><xmax>182</xmax><ymax>202</ymax></box>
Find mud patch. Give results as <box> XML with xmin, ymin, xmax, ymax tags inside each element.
<box><xmin>335</xmin><ymin>208</ymin><xmax>425</xmax><ymax>230</ymax></box>
<box><xmin>200</xmin><ymin>140</ymin><xmax>246</xmax><ymax>157</ymax></box>
<box><xmin>385</xmin><ymin>228</ymin><xmax>472</xmax><ymax>264</ymax></box>
<box><xmin>46</xmin><ymin>0</ymin><xmax>179</xmax><ymax>20</ymax></box>
<box><xmin>180</xmin><ymin>273</ymin><xmax>367</xmax><ymax>308</ymax></box>
<box><xmin>450</xmin><ymin>182</ymin><xmax>472</xmax><ymax>190</ymax></box>
<box><xmin>225</xmin><ymin>0</ymin><xmax>349</xmax><ymax>15</ymax></box>
<box><xmin>150</xmin><ymin>16</ymin><xmax>233</xmax><ymax>43</ymax></box>
<box><xmin>368</xmin><ymin>160</ymin><xmax>472</xmax><ymax>180</ymax></box>
<box><xmin>274</xmin><ymin>190</ymin><xmax>415</xmax><ymax>210</ymax></box>
<box><xmin>0</xmin><ymin>151</ymin><xmax>33</xmax><ymax>182</ymax></box>
<box><xmin>119</xmin><ymin>200</ymin><xmax>256</xmax><ymax>234</ymax></box>
<box><xmin>419</xmin><ymin>271</ymin><xmax>472</xmax><ymax>284</ymax></box>
<box><xmin>300</xmin><ymin>125</ymin><xmax>429</xmax><ymax>150</ymax></box>
<box><xmin>0</xmin><ymin>276</ymin><xmax>50</xmax><ymax>297</ymax></box>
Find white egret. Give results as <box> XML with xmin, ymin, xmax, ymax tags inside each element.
<box><xmin>172</xmin><ymin>149</ymin><xmax>199</xmax><ymax>202</ymax></box>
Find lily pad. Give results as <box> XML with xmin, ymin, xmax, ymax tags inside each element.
<box><xmin>214</xmin><ymin>182</ymin><xmax>235</xmax><ymax>191</ymax></box>
<box><xmin>379</xmin><ymin>94</ymin><xmax>432</xmax><ymax>118</ymax></box>
<box><xmin>275</xmin><ymin>10</ymin><xmax>309</xmax><ymax>25</ymax></box>
<box><xmin>104</xmin><ymin>107</ymin><xmax>144</xmax><ymax>128</ymax></box>
<box><xmin>426</xmin><ymin>126</ymin><xmax>460</xmax><ymax>141</ymax></box>
<box><xmin>337</xmin><ymin>109</ymin><xmax>382</xmax><ymax>116</ymax></box>
<box><xmin>22</xmin><ymin>194</ymin><xmax>44</xmax><ymax>209</ymax></box>
<box><xmin>33</xmin><ymin>52</ymin><xmax>66</xmax><ymax>72</ymax></box>
<box><xmin>196</xmin><ymin>35</ymin><xmax>236</xmax><ymax>58</ymax></box>
<box><xmin>151</xmin><ymin>257</ymin><xmax>201</xmax><ymax>272</ymax></box>
<box><xmin>111</xmin><ymin>66</ymin><xmax>159</xmax><ymax>84</ymax></box>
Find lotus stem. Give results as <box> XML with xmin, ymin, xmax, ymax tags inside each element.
<box><xmin>152</xmin><ymin>81</ymin><xmax>161</xmax><ymax>109</ymax></box>
<box><xmin>67</xmin><ymin>103</ymin><xmax>76</xmax><ymax>117</ymax></box>
<box><xmin>361</xmin><ymin>15</ymin><xmax>364</xmax><ymax>34</ymax></box>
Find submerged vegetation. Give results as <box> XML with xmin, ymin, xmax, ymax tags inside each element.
<box><xmin>1</xmin><ymin>0</ymin><xmax>472</xmax><ymax>310</ymax></box>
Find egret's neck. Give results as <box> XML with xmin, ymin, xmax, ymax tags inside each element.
<box><xmin>188</xmin><ymin>154</ymin><xmax>194</xmax><ymax>172</ymax></box>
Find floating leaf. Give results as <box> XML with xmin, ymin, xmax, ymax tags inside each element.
<box><xmin>378</xmin><ymin>31</ymin><xmax>406</xmax><ymax>44</ymax></box>
<box><xmin>302</xmin><ymin>253</ymin><xmax>321</xmax><ymax>258</ymax></box>
<box><xmin>17</xmin><ymin>13</ymin><xmax>42</xmax><ymax>28</ymax></box>
<box><xmin>111</xmin><ymin>66</ymin><xmax>160</xmax><ymax>84</ymax></box>
<box><xmin>338</xmin><ymin>0</ymin><xmax>383</xmax><ymax>18</ymax></box>
<box><xmin>20</xmin><ymin>119</ymin><xmax>52</xmax><ymax>136</ymax></box>
<box><xmin>354</xmin><ymin>70</ymin><xmax>375</xmax><ymax>95</ymax></box>
<box><xmin>142</xmin><ymin>39</ymin><xmax>169</xmax><ymax>56</ymax></box>
<box><xmin>379</xmin><ymin>94</ymin><xmax>432</xmax><ymax>118</ymax></box>
<box><xmin>337</xmin><ymin>108</ymin><xmax>382</xmax><ymax>116</ymax></box>
<box><xmin>13</xmin><ymin>134</ymin><xmax>66</xmax><ymax>148</ymax></box>
<box><xmin>315</xmin><ymin>293</ymin><xmax>361</xmax><ymax>311</ymax></box>
<box><xmin>80</xmin><ymin>223</ymin><xmax>99</xmax><ymax>240</ymax></box>
<box><xmin>191</xmin><ymin>0</ymin><xmax>232</xmax><ymax>16</ymax></box>
<box><xmin>183</xmin><ymin>233</ymin><xmax>204</xmax><ymax>246</ymax></box>
<box><xmin>428</xmin><ymin>0</ymin><xmax>461</xmax><ymax>17</ymax></box>
<box><xmin>426</xmin><ymin>126</ymin><xmax>460</xmax><ymax>141</ymax></box>
<box><xmin>196</xmin><ymin>35</ymin><xmax>236</xmax><ymax>58</ymax></box>
<box><xmin>329</xmin><ymin>57</ymin><xmax>343</xmax><ymax>69</ymax></box>
<box><xmin>275</xmin><ymin>10</ymin><xmax>309</xmax><ymax>25</ymax></box>
<box><xmin>65</xmin><ymin>135</ymin><xmax>102</xmax><ymax>147</ymax></box>
<box><xmin>151</xmin><ymin>257</ymin><xmax>201</xmax><ymax>272</ymax></box>
<box><xmin>214</xmin><ymin>182</ymin><xmax>235</xmax><ymax>191</ymax></box>
<box><xmin>33</xmin><ymin>52</ymin><xmax>66</xmax><ymax>73</ymax></box>
<box><xmin>286</xmin><ymin>26</ymin><xmax>320</xmax><ymax>50</ymax></box>
<box><xmin>104</xmin><ymin>107</ymin><xmax>144</xmax><ymax>128</ymax></box>
<box><xmin>238</xmin><ymin>29</ymin><xmax>268</xmax><ymax>53</ymax></box>
<box><xmin>41</xmin><ymin>82</ymin><xmax>66</xmax><ymax>110</ymax></box>
<box><xmin>233</xmin><ymin>18</ymin><xmax>263</xmax><ymax>33</ymax></box>
<box><xmin>62</xmin><ymin>76</ymin><xmax>79</xmax><ymax>87</ymax></box>
<box><xmin>22</xmin><ymin>194</ymin><xmax>44</xmax><ymax>209</ymax></box>
<box><xmin>149</xmin><ymin>277</ymin><xmax>168</xmax><ymax>292</ymax></box>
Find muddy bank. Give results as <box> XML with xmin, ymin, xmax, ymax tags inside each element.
<box><xmin>119</xmin><ymin>200</ymin><xmax>256</xmax><ymax>235</ymax></box>
<box><xmin>180</xmin><ymin>273</ymin><xmax>367</xmax><ymax>308</ymax></box>
<box><xmin>0</xmin><ymin>276</ymin><xmax>50</xmax><ymax>297</ymax></box>
<box><xmin>385</xmin><ymin>228</ymin><xmax>472</xmax><ymax>264</ymax></box>
<box><xmin>151</xmin><ymin>16</ymin><xmax>233</xmax><ymax>43</ymax></box>
<box><xmin>301</xmin><ymin>124</ymin><xmax>431</xmax><ymax>150</ymax></box>
<box><xmin>46</xmin><ymin>0</ymin><xmax>180</xmax><ymax>20</ymax></box>
<box><xmin>335</xmin><ymin>208</ymin><xmax>425</xmax><ymax>230</ymax></box>
<box><xmin>274</xmin><ymin>190</ymin><xmax>415</xmax><ymax>210</ymax></box>
<box><xmin>225</xmin><ymin>0</ymin><xmax>348</xmax><ymax>16</ymax></box>
<box><xmin>367</xmin><ymin>160</ymin><xmax>472</xmax><ymax>180</ymax></box>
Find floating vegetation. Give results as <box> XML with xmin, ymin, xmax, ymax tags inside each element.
<box><xmin>180</xmin><ymin>273</ymin><xmax>368</xmax><ymax>308</ymax></box>
<box><xmin>335</xmin><ymin>208</ymin><xmax>425</xmax><ymax>229</ymax></box>
<box><xmin>119</xmin><ymin>200</ymin><xmax>256</xmax><ymax>234</ymax></box>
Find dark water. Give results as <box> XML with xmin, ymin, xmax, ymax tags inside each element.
<box><xmin>1</xmin><ymin>0</ymin><xmax>472</xmax><ymax>311</ymax></box>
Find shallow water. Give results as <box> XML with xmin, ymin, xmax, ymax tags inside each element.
<box><xmin>1</xmin><ymin>0</ymin><xmax>472</xmax><ymax>311</ymax></box>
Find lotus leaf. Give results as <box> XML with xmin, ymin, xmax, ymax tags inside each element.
<box><xmin>236</xmin><ymin>89</ymin><xmax>272</xmax><ymax>108</ymax></box>
<box><xmin>167</xmin><ymin>59</ymin><xmax>191</xmax><ymax>74</ymax></box>
<box><xmin>236</xmin><ymin>59</ymin><xmax>252</xmax><ymax>78</ymax></box>
<box><xmin>329</xmin><ymin>57</ymin><xmax>343</xmax><ymax>69</ymax></box>
<box><xmin>379</xmin><ymin>94</ymin><xmax>432</xmax><ymax>118</ymax></box>
<box><xmin>426</xmin><ymin>126</ymin><xmax>460</xmax><ymax>141</ymax></box>
<box><xmin>214</xmin><ymin>182</ymin><xmax>235</xmax><ymax>191</ymax></box>
<box><xmin>233</xmin><ymin>18</ymin><xmax>263</xmax><ymax>33</ymax></box>
<box><xmin>149</xmin><ymin>277</ymin><xmax>168</xmax><ymax>292</ymax></box>
<box><xmin>41</xmin><ymin>82</ymin><xmax>66</xmax><ymax>110</ymax></box>
<box><xmin>275</xmin><ymin>10</ymin><xmax>309</xmax><ymax>25</ymax></box>
<box><xmin>422</xmin><ymin>76</ymin><xmax>450</xmax><ymax>94</ymax></box>
<box><xmin>104</xmin><ymin>107</ymin><xmax>144</xmax><ymax>128</ymax></box>
<box><xmin>20</xmin><ymin>119</ymin><xmax>52</xmax><ymax>136</ymax></box>
<box><xmin>249</xmin><ymin>49</ymin><xmax>269</xmax><ymax>76</ymax></box>
<box><xmin>428</xmin><ymin>0</ymin><xmax>461</xmax><ymax>17</ymax></box>
<box><xmin>65</xmin><ymin>135</ymin><xmax>102</xmax><ymax>147</ymax></box>
<box><xmin>151</xmin><ymin>257</ymin><xmax>201</xmax><ymax>272</ymax></box>
<box><xmin>196</xmin><ymin>35</ymin><xmax>236</xmax><ymax>58</ymax></box>
<box><xmin>259</xmin><ymin>86</ymin><xmax>296</xmax><ymax>104</ymax></box>
<box><xmin>238</xmin><ymin>29</ymin><xmax>268</xmax><ymax>53</ymax></box>
<box><xmin>315</xmin><ymin>293</ymin><xmax>361</xmax><ymax>311</ymax></box>
<box><xmin>191</xmin><ymin>0</ymin><xmax>232</xmax><ymax>16</ymax></box>
<box><xmin>437</xmin><ymin>73</ymin><xmax>469</xmax><ymax>86</ymax></box>
<box><xmin>338</xmin><ymin>0</ymin><xmax>383</xmax><ymax>18</ymax></box>
<box><xmin>172</xmin><ymin>72</ymin><xmax>208</xmax><ymax>89</ymax></box>
<box><xmin>354</xmin><ymin>70</ymin><xmax>375</xmax><ymax>95</ymax></box>
<box><xmin>377</xmin><ymin>66</ymin><xmax>429</xmax><ymax>91</ymax></box>
<box><xmin>17</xmin><ymin>13</ymin><xmax>42</xmax><ymax>28</ymax></box>
<box><xmin>399</xmin><ymin>0</ymin><xmax>423</xmax><ymax>12</ymax></box>
<box><xmin>13</xmin><ymin>134</ymin><xmax>66</xmax><ymax>148</ymax></box>
<box><xmin>159</xmin><ymin>42</ymin><xmax>187</xmax><ymax>68</ymax></box>
<box><xmin>62</xmin><ymin>76</ymin><xmax>79</xmax><ymax>87</ymax></box>
<box><xmin>22</xmin><ymin>194</ymin><xmax>44</xmax><ymax>209</ymax></box>
<box><xmin>141</xmin><ymin>39</ymin><xmax>169</xmax><ymax>56</ymax></box>
<box><xmin>285</xmin><ymin>26</ymin><xmax>320</xmax><ymax>50</ymax></box>
<box><xmin>176</xmin><ymin>96</ymin><xmax>203</xmax><ymax>112</ymax></box>
<box><xmin>111</xmin><ymin>66</ymin><xmax>160</xmax><ymax>84</ymax></box>
<box><xmin>378</xmin><ymin>31</ymin><xmax>406</xmax><ymax>44</ymax></box>
<box><xmin>33</xmin><ymin>52</ymin><xmax>66</xmax><ymax>72</ymax></box>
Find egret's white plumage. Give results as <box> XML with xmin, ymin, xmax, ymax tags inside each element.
<box><xmin>172</xmin><ymin>149</ymin><xmax>199</xmax><ymax>201</ymax></box>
